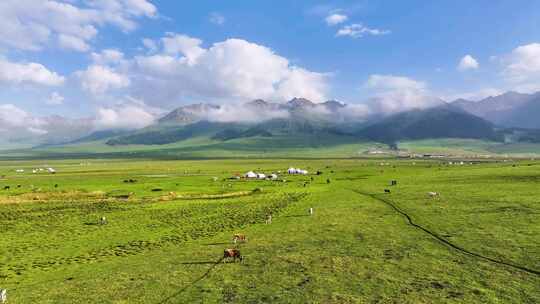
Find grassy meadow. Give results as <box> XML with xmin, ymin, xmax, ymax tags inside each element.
<box><xmin>0</xmin><ymin>158</ymin><xmax>539</xmax><ymax>303</ymax></box>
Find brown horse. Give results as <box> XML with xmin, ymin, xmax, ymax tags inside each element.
<box><xmin>232</xmin><ymin>234</ymin><xmax>247</xmax><ymax>244</ymax></box>
<box><xmin>223</xmin><ymin>249</ymin><xmax>243</xmax><ymax>263</ymax></box>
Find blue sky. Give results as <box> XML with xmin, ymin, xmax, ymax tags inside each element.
<box><xmin>1</xmin><ymin>0</ymin><xmax>540</xmax><ymax>132</ymax></box>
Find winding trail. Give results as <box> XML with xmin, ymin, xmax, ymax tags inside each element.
<box><xmin>353</xmin><ymin>190</ymin><xmax>540</xmax><ymax>276</ymax></box>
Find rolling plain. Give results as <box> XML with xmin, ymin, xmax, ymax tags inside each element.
<box><xmin>0</xmin><ymin>158</ymin><xmax>539</xmax><ymax>303</ymax></box>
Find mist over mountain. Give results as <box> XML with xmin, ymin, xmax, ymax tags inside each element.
<box><xmin>6</xmin><ymin>90</ymin><xmax>540</xmax><ymax>150</ymax></box>
<box><xmin>358</xmin><ymin>104</ymin><xmax>499</xmax><ymax>144</ymax></box>
<box><xmin>156</xmin><ymin>97</ymin><xmax>366</xmax><ymax>125</ymax></box>
<box><xmin>101</xmin><ymin>97</ymin><xmax>504</xmax><ymax>146</ymax></box>
<box><xmin>452</xmin><ymin>91</ymin><xmax>540</xmax><ymax>128</ymax></box>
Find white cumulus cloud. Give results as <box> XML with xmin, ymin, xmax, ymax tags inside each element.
<box><xmin>91</xmin><ymin>49</ymin><xmax>125</xmax><ymax>65</ymax></box>
<box><xmin>502</xmin><ymin>43</ymin><xmax>540</xmax><ymax>92</ymax></box>
<box><xmin>209</xmin><ymin>12</ymin><xmax>226</xmax><ymax>25</ymax></box>
<box><xmin>95</xmin><ymin>103</ymin><xmax>157</xmax><ymax>130</ymax></box>
<box><xmin>0</xmin><ymin>104</ymin><xmax>48</xmax><ymax>135</ymax></box>
<box><xmin>46</xmin><ymin>92</ymin><xmax>65</xmax><ymax>105</ymax></box>
<box><xmin>0</xmin><ymin>0</ymin><xmax>157</xmax><ymax>52</ymax></box>
<box><xmin>458</xmin><ymin>55</ymin><xmax>479</xmax><ymax>71</ymax></box>
<box><xmin>336</xmin><ymin>24</ymin><xmax>390</xmax><ymax>38</ymax></box>
<box><xmin>364</xmin><ymin>74</ymin><xmax>443</xmax><ymax>114</ymax></box>
<box><xmin>161</xmin><ymin>33</ymin><xmax>205</xmax><ymax>64</ymax></box>
<box><xmin>76</xmin><ymin>65</ymin><xmax>130</xmax><ymax>95</ymax></box>
<box><xmin>132</xmin><ymin>35</ymin><xmax>328</xmax><ymax>105</ymax></box>
<box><xmin>325</xmin><ymin>14</ymin><xmax>348</xmax><ymax>26</ymax></box>
<box><xmin>0</xmin><ymin>58</ymin><xmax>65</xmax><ymax>86</ymax></box>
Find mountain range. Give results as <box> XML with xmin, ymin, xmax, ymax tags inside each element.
<box><xmin>452</xmin><ymin>91</ymin><xmax>540</xmax><ymax>129</ymax></box>
<box><xmin>103</xmin><ymin>98</ymin><xmax>505</xmax><ymax>147</ymax></box>
<box><xmin>7</xmin><ymin>91</ymin><xmax>540</xmax><ymax>155</ymax></box>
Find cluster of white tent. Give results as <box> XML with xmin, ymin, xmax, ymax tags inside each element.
<box><xmin>448</xmin><ymin>161</ymin><xmax>471</xmax><ymax>165</ymax></box>
<box><xmin>244</xmin><ymin>171</ymin><xmax>278</xmax><ymax>180</ymax></box>
<box><xmin>29</xmin><ymin>168</ymin><xmax>56</xmax><ymax>174</ymax></box>
<box><xmin>287</xmin><ymin>167</ymin><xmax>308</xmax><ymax>175</ymax></box>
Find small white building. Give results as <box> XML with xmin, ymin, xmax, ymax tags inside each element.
<box><xmin>47</xmin><ymin>168</ymin><xmax>56</xmax><ymax>174</ymax></box>
<box><xmin>288</xmin><ymin>167</ymin><xmax>296</xmax><ymax>174</ymax></box>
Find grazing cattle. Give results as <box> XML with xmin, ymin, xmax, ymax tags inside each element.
<box><xmin>17</xmin><ymin>185</ymin><xmax>21</xmax><ymax>188</ymax></box>
<box><xmin>427</xmin><ymin>192</ymin><xmax>439</xmax><ymax>198</ymax></box>
<box><xmin>316</xmin><ymin>170</ymin><xmax>323</xmax><ymax>175</ymax></box>
<box><xmin>266</xmin><ymin>215</ymin><xmax>272</xmax><ymax>224</ymax></box>
<box><xmin>54</xmin><ymin>184</ymin><xmax>58</xmax><ymax>188</ymax></box>
<box><xmin>100</xmin><ymin>217</ymin><xmax>108</xmax><ymax>225</ymax></box>
<box><xmin>223</xmin><ymin>249</ymin><xmax>243</xmax><ymax>263</ymax></box>
<box><xmin>309</xmin><ymin>208</ymin><xmax>314</xmax><ymax>215</ymax></box>
<box><xmin>384</xmin><ymin>189</ymin><xmax>391</xmax><ymax>194</ymax></box>
<box><xmin>0</xmin><ymin>289</ymin><xmax>6</xmax><ymax>304</ymax></box>
<box><xmin>3</xmin><ymin>186</ymin><xmax>9</xmax><ymax>190</ymax></box>
<box><xmin>232</xmin><ymin>234</ymin><xmax>247</xmax><ymax>244</ymax></box>
<box><xmin>391</xmin><ymin>180</ymin><xmax>397</xmax><ymax>186</ymax></box>
<box><xmin>326</xmin><ymin>179</ymin><xmax>331</xmax><ymax>184</ymax></box>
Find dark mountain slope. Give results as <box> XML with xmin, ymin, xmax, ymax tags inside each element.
<box><xmin>70</xmin><ymin>129</ymin><xmax>131</xmax><ymax>144</ymax></box>
<box><xmin>106</xmin><ymin>121</ymin><xmax>236</xmax><ymax>145</ymax></box>
<box><xmin>358</xmin><ymin>105</ymin><xmax>500</xmax><ymax>143</ymax></box>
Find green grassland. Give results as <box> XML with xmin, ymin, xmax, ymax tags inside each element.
<box><xmin>1</xmin><ymin>135</ymin><xmax>384</xmax><ymax>159</ymax></box>
<box><xmin>4</xmin><ymin>136</ymin><xmax>540</xmax><ymax>161</ymax></box>
<box><xmin>0</xmin><ymin>158</ymin><xmax>539</xmax><ymax>303</ymax></box>
<box><xmin>398</xmin><ymin>138</ymin><xmax>540</xmax><ymax>157</ymax></box>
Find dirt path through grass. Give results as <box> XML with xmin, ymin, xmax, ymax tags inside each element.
<box><xmin>354</xmin><ymin>190</ymin><xmax>540</xmax><ymax>276</ymax></box>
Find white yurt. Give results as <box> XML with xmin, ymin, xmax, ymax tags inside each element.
<box><xmin>287</xmin><ymin>167</ymin><xmax>296</xmax><ymax>174</ymax></box>
<box><xmin>245</xmin><ymin>171</ymin><xmax>257</xmax><ymax>178</ymax></box>
<box><xmin>257</xmin><ymin>173</ymin><xmax>266</xmax><ymax>179</ymax></box>
<box><xmin>270</xmin><ymin>174</ymin><xmax>278</xmax><ymax>180</ymax></box>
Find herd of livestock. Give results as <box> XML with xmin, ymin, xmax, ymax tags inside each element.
<box><xmin>0</xmin><ymin>164</ymin><xmax>447</xmax><ymax>303</ymax></box>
